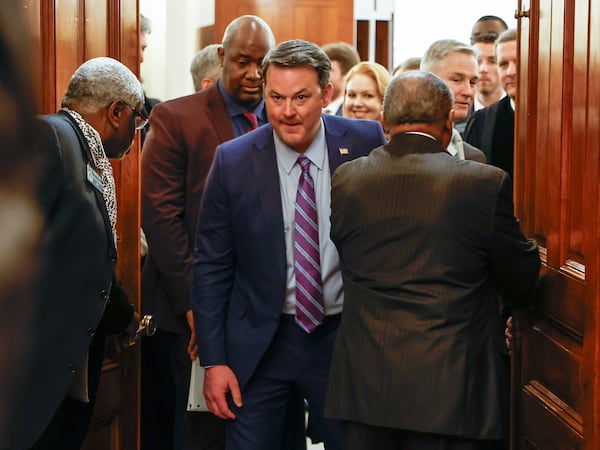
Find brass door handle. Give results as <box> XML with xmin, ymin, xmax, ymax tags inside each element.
<box><xmin>137</xmin><ymin>314</ymin><xmax>157</xmax><ymax>337</ymax></box>
<box><xmin>515</xmin><ymin>8</ymin><xmax>530</xmax><ymax>19</ymax></box>
<box><xmin>124</xmin><ymin>314</ymin><xmax>157</xmax><ymax>347</ymax></box>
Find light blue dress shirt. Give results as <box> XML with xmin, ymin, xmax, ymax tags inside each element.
<box><xmin>273</xmin><ymin>120</ymin><xmax>344</xmax><ymax>316</ymax></box>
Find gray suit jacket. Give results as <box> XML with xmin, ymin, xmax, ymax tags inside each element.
<box><xmin>325</xmin><ymin>132</ymin><xmax>539</xmax><ymax>439</ymax></box>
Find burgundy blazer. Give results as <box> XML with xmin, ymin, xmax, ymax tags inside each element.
<box><xmin>141</xmin><ymin>84</ymin><xmax>234</xmax><ymax>334</ymax></box>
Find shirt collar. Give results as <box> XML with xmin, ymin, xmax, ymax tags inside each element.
<box><xmin>323</xmin><ymin>96</ymin><xmax>343</xmax><ymax>115</ymax></box>
<box><xmin>217</xmin><ymin>79</ymin><xmax>266</xmax><ymax>121</ymax></box>
<box><xmin>275</xmin><ymin>118</ymin><xmax>327</xmax><ymax>174</ymax></box>
<box><xmin>404</xmin><ymin>131</ymin><xmax>437</xmax><ymax>141</ymax></box>
<box><xmin>447</xmin><ymin>128</ymin><xmax>465</xmax><ymax>159</ymax></box>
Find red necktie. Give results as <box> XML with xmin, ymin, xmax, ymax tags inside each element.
<box><xmin>243</xmin><ymin>112</ymin><xmax>258</xmax><ymax>132</ymax></box>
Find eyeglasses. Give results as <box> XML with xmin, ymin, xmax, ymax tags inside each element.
<box><xmin>124</xmin><ymin>102</ymin><xmax>149</xmax><ymax>130</ymax></box>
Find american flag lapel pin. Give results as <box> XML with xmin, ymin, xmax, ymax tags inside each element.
<box><xmin>339</xmin><ymin>147</ymin><xmax>349</xmax><ymax>155</ymax></box>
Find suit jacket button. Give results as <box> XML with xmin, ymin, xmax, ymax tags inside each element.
<box><xmin>87</xmin><ymin>328</ymin><xmax>96</xmax><ymax>336</ymax></box>
<box><xmin>100</xmin><ymin>289</ymin><xmax>109</xmax><ymax>300</ymax></box>
<box><xmin>68</xmin><ymin>364</ymin><xmax>77</xmax><ymax>374</ymax></box>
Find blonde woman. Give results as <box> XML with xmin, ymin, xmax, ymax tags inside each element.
<box><xmin>343</xmin><ymin>61</ymin><xmax>391</xmax><ymax>128</ymax></box>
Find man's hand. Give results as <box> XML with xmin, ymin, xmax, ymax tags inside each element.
<box><xmin>203</xmin><ymin>365</ymin><xmax>243</xmax><ymax>419</ymax></box>
<box><xmin>186</xmin><ymin>309</ymin><xmax>198</xmax><ymax>360</ymax></box>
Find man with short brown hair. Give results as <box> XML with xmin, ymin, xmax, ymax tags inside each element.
<box><xmin>321</xmin><ymin>42</ymin><xmax>360</xmax><ymax>115</ymax></box>
<box><xmin>465</xmin><ymin>29</ymin><xmax>518</xmax><ymax>179</ymax></box>
<box><xmin>472</xmin><ymin>33</ymin><xmax>505</xmax><ymax>110</ymax></box>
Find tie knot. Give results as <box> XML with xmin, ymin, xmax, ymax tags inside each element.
<box><xmin>297</xmin><ymin>155</ymin><xmax>311</xmax><ymax>172</ymax></box>
<box><xmin>242</xmin><ymin>111</ymin><xmax>258</xmax><ymax>131</ymax></box>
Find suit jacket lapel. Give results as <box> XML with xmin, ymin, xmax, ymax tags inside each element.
<box><xmin>206</xmin><ymin>84</ymin><xmax>235</xmax><ymax>144</ymax></box>
<box><xmin>60</xmin><ymin>111</ymin><xmax>116</xmax><ymax>254</ymax></box>
<box><xmin>250</xmin><ymin>127</ymin><xmax>287</xmax><ymax>280</ymax></box>
<box><xmin>323</xmin><ymin>116</ymin><xmax>355</xmax><ymax>173</ymax></box>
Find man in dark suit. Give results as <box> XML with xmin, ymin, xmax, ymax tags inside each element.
<box><xmin>141</xmin><ymin>15</ymin><xmax>277</xmax><ymax>450</ymax></box>
<box><xmin>465</xmin><ymin>29</ymin><xmax>518</xmax><ymax>179</ymax></box>
<box><xmin>325</xmin><ymin>71</ymin><xmax>540</xmax><ymax>450</ymax></box>
<box><xmin>420</xmin><ymin>39</ymin><xmax>486</xmax><ymax>162</ymax></box>
<box><xmin>192</xmin><ymin>39</ymin><xmax>387</xmax><ymax>450</ymax></box>
<box><xmin>1</xmin><ymin>57</ymin><xmax>141</xmax><ymax>450</ymax></box>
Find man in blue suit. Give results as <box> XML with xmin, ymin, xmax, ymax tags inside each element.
<box><xmin>192</xmin><ymin>39</ymin><xmax>387</xmax><ymax>450</ymax></box>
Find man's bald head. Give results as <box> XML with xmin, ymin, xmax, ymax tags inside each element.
<box><xmin>222</xmin><ymin>15</ymin><xmax>275</xmax><ymax>50</ymax></box>
<box><xmin>383</xmin><ymin>71</ymin><xmax>454</xmax><ymax>145</ymax></box>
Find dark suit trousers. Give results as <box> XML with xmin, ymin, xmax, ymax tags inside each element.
<box><xmin>32</xmin><ymin>329</ymin><xmax>106</xmax><ymax>450</ymax></box>
<box><xmin>141</xmin><ymin>330</ymin><xmax>226</xmax><ymax>450</ymax></box>
<box><xmin>225</xmin><ymin>314</ymin><xmax>343</xmax><ymax>450</ymax></box>
<box><xmin>344</xmin><ymin>422</ymin><xmax>500</xmax><ymax>450</ymax></box>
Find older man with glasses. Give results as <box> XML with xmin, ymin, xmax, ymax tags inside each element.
<box><xmin>5</xmin><ymin>56</ymin><xmax>144</xmax><ymax>450</ymax></box>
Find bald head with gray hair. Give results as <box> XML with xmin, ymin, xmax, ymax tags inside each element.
<box><xmin>383</xmin><ymin>71</ymin><xmax>453</xmax><ymax>131</ymax></box>
<box><xmin>420</xmin><ymin>39</ymin><xmax>476</xmax><ymax>74</ymax></box>
<box><xmin>61</xmin><ymin>57</ymin><xmax>144</xmax><ymax>114</ymax></box>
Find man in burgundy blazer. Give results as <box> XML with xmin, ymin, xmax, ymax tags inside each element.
<box><xmin>141</xmin><ymin>15</ymin><xmax>278</xmax><ymax>449</ymax></box>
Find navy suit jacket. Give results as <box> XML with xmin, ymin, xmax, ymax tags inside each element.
<box><xmin>192</xmin><ymin>115</ymin><xmax>386</xmax><ymax>390</ymax></box>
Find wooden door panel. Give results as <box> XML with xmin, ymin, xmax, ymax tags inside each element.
<box><xmin>54</xmin><ymin>0</ymin><xmax>82</xmax><ymax>110</ymax></box>
<box><xmin>583</xmin><ymin>0</ymin><xmax>600</xmax><ymax>444</ymax></box>
<box><xmin>84</xmin><ymin>0</ymin><xmax>108</xmax><ymax>58</ymax></box>
<box><xmin>522</xmin><ymin>389</ymin><xmax>582</xmax><ymax>450</ymax></box>
<box><xmin>293</xmin><ymin>5</ymin><xmax>343</xmax><ymax>45</ymax></box>
<box><xmin>565</xmin><ymin>0</ymin><xmax>588</xmax><ymax>269</ymax></box>
<box><xmin>215</xmin><ymin>0</ymin><xmax>354</xmax><ymax>47</ymax></box>
<box><xmin>527</xmin><ymin>322</ymin><xmax>581</xmax><ymax>411</ymax></box>
<box><xmin>537</xmin><ymin>273</ymin><xmax>584</xmax><ymax>334</ymax></box>
<box><xmin>515</xmin><ymin>0</ymin><xmax>600</xmax><ymax>449</ymax></box>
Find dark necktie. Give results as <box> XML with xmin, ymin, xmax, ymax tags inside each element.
<box><xmin>243</xmin><ymin>111</ymin><xmax>258</xmax><ymax>132</ymax></box>
<box><xmin>294</xmin><ymin>155</ymin><xmax>324</xmax><ymax>333</ymax></box>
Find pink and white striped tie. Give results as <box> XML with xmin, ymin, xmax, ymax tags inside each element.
<box><xmin>294</xmin><ymin>155</ymin><xmax>325</xmax><ymax>333</ymax></box>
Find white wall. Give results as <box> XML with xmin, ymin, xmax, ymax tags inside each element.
<box><xmin>140</xmin><ymin>0</ymin><xmax>214</xmax><ymax>101</ymax></box>
<box><xmin>392</xmin><ymin>0</ymin><xmax>517</xmax><ymax>67</ymax></box>
<box><xmin>140</xmin><ymin>0</ymin><xmax>517</xmax><ymax>101</ymax></box>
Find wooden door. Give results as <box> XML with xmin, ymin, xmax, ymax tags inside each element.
<box><xmin>356</xmin><ymin>19</ymin><xmax>392</xmax><ymax>68</ymax></box>
<box><xmin>512</xmin><ymin>0</ymin><xmax>600</xmax><ymax>448</ymax></box>
<box><xmin>23</xmin><ymin>1</ymin><xmax>142</xmax><ymax>449</ymax></box>
<box><xmin>215</xmin><ymin>0</ymin><xmax>354</xmax><ymax>46</ymax></box>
